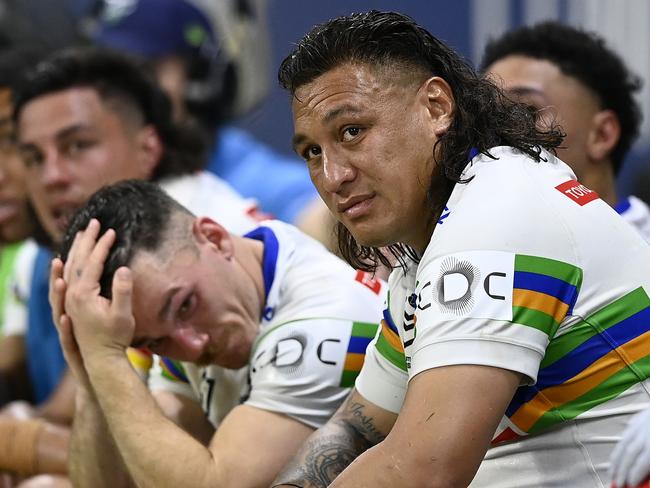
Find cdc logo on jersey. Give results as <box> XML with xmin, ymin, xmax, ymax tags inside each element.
<box><xmin>418</xmin><ymin>250</ymin><xmax>516</xmax><ymax>321</ymax></box>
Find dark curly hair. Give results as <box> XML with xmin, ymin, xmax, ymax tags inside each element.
<box><xmin>13</xmin><ymin>46</ymin><xmax>207</xmax><ymax>181</ymax></box>
<box><xmin>278</xmin><ymin>10</ymin><xmax>563</xmax><ymax>271</ymax></box>
<box><xmin>481</xmin><ymin>21</ymin><xmax>642</xmax><ymax>174</ymax></box>
<box><xmin>60</xmin><ymin>180</ymin><xmax>191</xmax><ymax>299</ymax></box>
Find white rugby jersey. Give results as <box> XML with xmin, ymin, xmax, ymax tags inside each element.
<box><xmin>617</xmin><ymin>195</ymin><xmax>650</xmax><ymax>243</ymax></box>
<box><xmin>147</xmin><ymin>220</ymin><xmax>386</xmax><ymax>428</ymax></box>
<box><xmin>356</xmin><ymin>147</ymin><xmax>650</xmax><ymax>487</ymax></box>
<box><xmin>160</xmin><ymin>171</ymin><xmax>263</xmax><ymax>235</ymax></box>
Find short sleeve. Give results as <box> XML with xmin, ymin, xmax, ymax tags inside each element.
<box><xmin>245</xmin><ymin>318</ymin><xmax>379</xmax><ymax>428</ymax></box>
<box><xmin>404</xmin><ymin>157</ymin><xmax>584</xmax><ymax>384</ymax></box>
<box><xmin>355</xmin><ymin>309</ymin><xmax>408</xmax><ymax>413</ymax></box>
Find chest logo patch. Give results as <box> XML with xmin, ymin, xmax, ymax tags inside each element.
<box><xmin>555</xmin><ymin>180</ymin><xmax>599</xmax><ymax>206</ymax></box>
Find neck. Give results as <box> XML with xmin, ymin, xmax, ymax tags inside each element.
<box><xmin>579</xmin><ymin>162</ymin><xmax>618</xmax><ymax>207</ymax></box>
<box><xmin>235</xmin><ymin>236</ymin><xmax>266</xmax><ymax>322</ymax></box>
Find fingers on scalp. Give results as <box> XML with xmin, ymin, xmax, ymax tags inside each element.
<box><xmin>111</xmin><ymin>267</ymin><xmax>133</xmax><ymax>312</ymax></box>
<box><xmin>94</xmin><ymin>228</ymin><xmax>116</xmax><ymax>262</ymax></box>
<box><xmin>84</xmin><ymin>228</ymin><xmax>116</xmax><ymax>282</ymax></box>
<box><xmin>63</xmin><ymin>231</ymin><xmax>83</xmax><ymax>281</ymax></box>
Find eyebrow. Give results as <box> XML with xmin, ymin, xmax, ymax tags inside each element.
<box><xmin>17</xmin><ymin>123</ymin><xmax>92</xmax><ymax>150</ymax></box>
<box><xmin>504</xmin><ymin>86</ymin><xmax>547</xmax><ymax>100</ymax></box>
<box><xmin>291</xmin><ymin>104</ymin><xmax>364</xmax><ymax>153</ymax></box>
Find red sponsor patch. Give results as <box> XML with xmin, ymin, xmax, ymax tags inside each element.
<box><xmin>555</xmin><ymin>180</ymin><xmax>599</xmax><ymax>206</ymax></box>
<box><xmin>355</xmin><ymin>270</ymin><xmax>382</xmax><ymax>295</ymax></box>
<box><xmin>491</xmin><ymin>427</ymin><xmax>521</xmax><ymax>446</ymax></box>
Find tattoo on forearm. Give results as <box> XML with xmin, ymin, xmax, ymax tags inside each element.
<box><xmin>297</xmin><ymin>437</ymin><xmax>358</xmax><ymax>488</ymax></box>
<box><xmin>280</xmin><ymin>397</ymin><xmax>387</xmax><ymax>487</ymax></box>
<box><xmin>345</xmin><ymin>401</ymin><xmax>386</xmax><ymax>445</ymax></box>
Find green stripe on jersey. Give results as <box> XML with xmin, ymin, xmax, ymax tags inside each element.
<box><xmin>541</xmin><ymin>287</ymin><xmax>650</xmax><ymax>369</ymax></box>
<box><xmin>512</xmin><ymin>306</ymin><xmax>561</xmax><ymax>338</ymax></box>
<box><xmin>351</xmin><ymin>321</ymin><xmax>379</xmax><ymax>338</ymax></box>
<box><xmin>530</xmin><ymin>353</ymin><xmax>650</xmax><ymax>434</ymax></box>
<box><xmin>376</xmin><ymin>333</ymin><xmax>407</xmax><ymax>372</ymax></box>
<box><xmin>514</xmin><ymin>254</ymin><xmax>583</xmax><ymax>287</ymax></box>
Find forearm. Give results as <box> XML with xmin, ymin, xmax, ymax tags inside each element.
<box><xmin>273</xmin><ymin>419</ymin><xmax>373</xmax><ymax>488</ymax></box>
<box><xmin>69</xmin><ymin>388</ymin><xmax>133</xmax><ymax>488</ymax></box>
<box><xmin>274</xmin><ymin>392</ymin><xmax>394</xmax><ymax>488</ymax></box>
<box><xmin>86</xmin><ymin>352</ymin><xmax>224</xmax><ymax>488</ymax></box>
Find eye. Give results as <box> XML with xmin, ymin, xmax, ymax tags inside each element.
<box><xmin>20</xmin><ymin>148</ymin><xmax>43</xmax><ymax>168</ymax></box>
<box><xmin>177</xmin><ymin>293</ymin><xmax>196</xmax><ymax>321</ymax></box>
<box><xmin>342</xmin><ymin>126</ymin><xmax>362</xmax><ymax>142</ymax></box>
<box><xmin>146</xmin><ymin>337</ymin><xmax>166</xmax><ymax>353</ymax></box>
<box><xmin>63</xmin><ymin>139</ymin><xmax>94</xmax><ymax>158</ymax></box>
<box><xmin>302</xmin><ymin>145</ymin><xmax>322</xmax><ymax>161</ymax></box>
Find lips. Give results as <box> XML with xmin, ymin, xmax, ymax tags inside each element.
<box><xmin>0</xmin><ymin>203</ymin><xmax>18</xmax><ymax>225</ymax></box>
<box><xmin>337</xmin><ymin>193</ymin><xmax>375</xmax><ymax>218</ymax></box>
<box><xmin>51</xmin><ymin>204</ymin><xmax>80</xmax><ymax>232</ymax></box>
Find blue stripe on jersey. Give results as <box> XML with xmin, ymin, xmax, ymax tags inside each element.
<box><xmin>348</xmin><ymin>335</ymin><xmax>374</xmax><ymax>354</ymax></box>
<box><xmin>505</xmin><ymin>306</ymin><xmax>650</xmax><ymax>415</ymax></box>
<box><xmin>383</xmin><ymin>308</ymin><xmax>399</xmax><ymax>334</ymax></box>
<box><xmin>161</xmin><ymin>357</ymin><xmax>189</xmax><ymax>383</ymax></box>
<box><xmin>244</xmin><ymin>226</ymin><xmax>279</xmax><ymax>299</ymax></box>
<box><xmin>514</xmin><ymin>271</ymin><xmax>578</xmax><ymax>308</ymax></box>
<box><xmin>614</xmin><ymin>197</ymin><xmax>632</xmax><ymax>215</ymax></box>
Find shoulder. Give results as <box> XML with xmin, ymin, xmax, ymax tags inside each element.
<box><xmin>264</xmin><ymin>221</ymin><xmax>387</xmax><ymax>321</ymax></box>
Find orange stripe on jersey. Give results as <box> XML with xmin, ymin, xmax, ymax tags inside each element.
<box><xmin>381</xmin><ymin>319</ymin><xmax>404</xmax><ymax>352</ymax></box>
<box><xmin>344</xmin><ymin>352</ymin><xmax>365</xmax><ymax>372</ymax></box>
<box><xmin>510</xmin><ymin>329</ymin><xmax>650</xmax><ymax>431</ymax></box>
<box><xmin>513</xmin><ymin>289</ymin><xmax>569</xmax><ymax>324</ymax></box>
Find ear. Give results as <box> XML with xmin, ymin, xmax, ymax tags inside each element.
<box><xmin>192</xmin><ymin>217</ymin><xmax>234</xmax><ymax>259</ymax></box>
<box><xmin>586</xmin><ymin>109</ymin><xmax>620</xmax><ymax>162</ymax></box>
<box><xmin>421</xmin><ymin>76</ymin><xmax>455</xmax><ymax>136</ymax></box>
<box><xmin>136</xmin><ymin>125</ymin><xmax>164</xmax><ymax>178</ymax></box>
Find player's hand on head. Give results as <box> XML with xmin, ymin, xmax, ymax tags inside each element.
<box><xmin>63</xmin><ymin>219</ymin><xmax>136</xmax><ymax>358</ymax></box>
<box><xmin>610</xmin><ymin>407</ymin><xmax>650</xmax><ymax>488</ymax></box>
<box><xmin>48</xmin><ymin>257</ymin><xmax>66</xmax><ymax>330</ymax></box>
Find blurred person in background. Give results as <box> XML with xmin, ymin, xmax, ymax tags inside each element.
<box><xmin>484</xmin><ymin>26</ymin><xmax>650</xmax><ymax>487</ymax></box>
<box><xmin>94</xmin><ymin>0</ymin><xmax>336</xmax><ymax>248</ymax></box>
<box><xmin>0</xmin><ymin>45</ymin><xmax>72</xmax><ymax>488</ymax></box>
<box><xmin>481</xmin><ymin>21</ymin><xmax>649</xmax><ymax>241</ymax></box>
<box><xmin>0</xmin><ymin>46</ymin><xmax>259</xmax><ymax>484</ymax></box>
<box><xmin>0</xmin><ymin>47</ymin><xmax>41</xmax><ymax>407</ymax></box>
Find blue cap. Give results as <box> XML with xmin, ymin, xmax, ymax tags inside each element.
<box><xmin>94</xmin><ymin>0</ymin><xmax>215</xmax><ymax>58</ymax></box>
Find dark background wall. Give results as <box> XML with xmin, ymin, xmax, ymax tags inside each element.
<box><xmin>236</xmin><ymin>0</ymin><xmax>649</xmax><ymax>200</ymax></box>
<box><xmin>238</xmin><ymin>1</ymin><xmax>472</xmax><ymax>158</ymax></box>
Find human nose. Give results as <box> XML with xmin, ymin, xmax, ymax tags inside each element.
<box><xmin>171</xmin><ymin>326</ymin><xmax>209</xmax><ymax>359</ymax></box>
<box><xmin>321</xmin><ymin>148</ymin><xmax>356</xmax><ymax>194</ymax></box>
<box><xmin>40</xmin><ymin>151</ymin><xmax>72</xmax><ymax>188</ymax></box>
